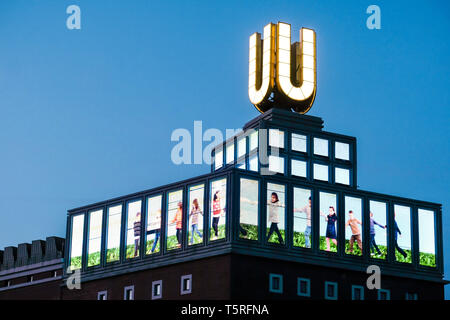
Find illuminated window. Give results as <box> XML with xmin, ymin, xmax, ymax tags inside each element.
<box><xmin>269</xmin><ymin>129</ymin><xmax>284</xmax><ymax>149</ymax></box>
<box><xmin>269</xmin><ymin>155</ymin><xmax>285</xmax><ymax>174</ymax></box>
<box><xmin>226</xmin><ymin>142</ymin><xmax>234</xmax><ymax>164</ymax></box>
<box><xmin>345</xmin><ymin>196</ymin><xmax>363</xmax><ymax>256</ymax></box>
<box><xmin>319</xmin><ymin>192</ymin><xmax>338</xmax><ymax>252</ymax></box>
<box><xmin>393</xmin><ymin>204</ymin><xmax>412</xmax><ymax>263</ymax></box>
<box><xmin>181</xmin><ymin>275</ymin><xmax>192</xmax><ymax>295</ymax></box>
<box><xmin>291</xmin><ymin>159</ymin><xmax>307</xmax><ymax>178</ymax></box>
<box><xmin>166</xmin><ymin>190</ymin><xmax>183</xmax><ymax>251</ymax></box>
<box><xmin>324</xmin><ymin>282</ymin><xmax>338</xmax><ymax>300</ymax></box>
<box><xmin>87</xmin><ymin>209</ymin><xmax>103</xmax><ymax>267</ymax></box>
<box><xmin>237</xmin><ymin>136</ymin><xmax>246</xmax><ymax>158</ymax></box>
<box><xmin>69</xmin><ymin>214</ymin><xmax>84</xmax><ymax>270</ymax></box>
<box><xmin>292</xmin><ymin>133</ymin><xmax>307</xmax><ymax>153</ymax></box>
<box><xmin>105</xmin><ymin>204</ymin><xmax>122</xmax><ymax>263</ymax></box>
<box><xmin>297</xmin><ymin>278</ymin><xmax>310</xmax><ymax>297</ymax></box>
<box><xmin>145</xmin><ymin>195</ymin><xmax>162</xmax><ymax>255</ymax></box>
<box><xmin>369</xmin><ymin>200</ymin><xmax>387</xmax><ymax>260</ymax></box>
<box><xmin>418</xmin><ymin>209</ymin><xmax>436</xmax><ymax>267</ymax></box>
<box><xmin>237</xmin><ymin>158</ymin><xmax>246</xmax><ymax>170</ymax></box>
<box><xmin>378</xmin><ymin>289</ymin><xmax>390</xmax><ymax>300</ymax></box>
<box><xmin>152</xmin><ymin>280</ymin><xmax>162</xmax><ymax>300</ymax></box>
<box><xmin>239</xmin><ymin>178</ymin><xmax>259</xmax><ymax>240</ymax></box>
<box><xmin>124</xmin><ymin>286</ymin><xmax>134</xmax><ymax>300</ymax></box>
<box><xmin>314</xmin><ymin>138</ymin><xmax>328</xmax><ymax>157</ymax></box>
<box><xmin>352</xmin><ymin>285</ymin><xmax>364</xmax><ymax>300</ymax></box>
<box><xmin>335</xmin><ymin>142</ymin><xmax>350</xmax><ymax>160</ymax></box>
<box><xmin>249</xmin><ymin>129</ymin><xmax>258</xmax><ymax>151</ymax></box>
<box><xmin>187</xmin><ymin>184</ymin><xmax>204</xmax><ymax>246</ymax></box>
<box><xmin>335</xmin><ymin>167</ymin><xmax>350</xmax><ymax>185</ymax></box>
<box><xmin>313</xmin><ymin>163</ymin><xmax>328</xmax><ymax>181</ymax></box>
<box><xmin>269</xmin><ymin>274</ymin><xmax>283</xmax><ymax>294</ymax></box>
<box><xmin>293</xmin><ymin>188</ymin><xmax>312</xmax><ymax>248</ymax></box>
<box><xmin>210</xmin><ymin>178</ymin><xmax>227</xmax><ymax>241</ymax></box>
<box><xmin>214</xmin><ymin>149</ymin><xmax>223</xmax><ymax>170</ymax></box>
<box><xmin>266</xmin><ymin>183</ymin><xmax>285</xmax><ymax>245</ymax></box>
<box><xmin>125</xmin><ymin>200</ymin><xmax>142</xmax><ymax>259</ymax></box>
<box><xmin>249</xmin><ymin>154</ymin><xmax>259</xmax><ymax>172</ymax></box>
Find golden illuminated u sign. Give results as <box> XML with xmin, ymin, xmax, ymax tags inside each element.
<box><xmin>248</xmin><ymin>22</ymin><xmax>317</xmax><ymax>114</ymax></box>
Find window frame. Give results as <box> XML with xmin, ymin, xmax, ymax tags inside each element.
<box><xmin>86</xmin><ymin>208</ymin><xmax>104</xmax><ymax>268</ymax></box>
<box><xmin>351</xmin><ymin>285</ymin><xmax>364</xmax><ymax>300</ymax></box>
<box><xmin>209</xmin><ymin>176</ymin><xmax>228</xmax><ymax>243</ymax></box>
<box><xmin>324</xmin><ymin>281</ymin><xmax>338</xmax><ymax>300</ymax></box>
<box><xmin>180</xmin><ymin>274</ymin><xmax>192</xmax><ymax>295</ymax></box>
<box><xmin>165</xmin><ymin>188</ymin><xmax>185</xmax><ymax>253</ymax></box>
<box><xmin>123</xmin><ymin>285</ymin><xmax>135</xmax><ymax>300</ymax></box>
<box><xmin>378</xmin><ymin>289</ymin><xmax>390</xmax><ymax>300</ymax></box>
<box><xmin>123</xmin><ymin>198</ymin><xmax>144</xmax><ymax>260</ymax></box>
<box><xmin>297</xmin><ymin>277</ymin><xmax>311</xmax><ymax>297</ymax></box>
<box><xmin>238</xmin><ymin>176</ymin><xmax>260</xmax><ymax>242</ymax></box>
<box><xmin>269</xmin><ymin>273</ymin><xmax>283</xmax><ymax>294</ymax></box>
<box><xmin>152</xmin><ymin>280</ymin><xmax>163</xmax><ymax>300</ymax></box>
<box><xmin>265</xmin><ymin>181</ymin><xmax>287</xmax><ymax>246</ymax></box>
<box><xmin>105</xmin><ymin>203</ymin><xmax>123</xmax><ymax>264</ymax></box>
<box><xmin>405</xmin><ymin>292</ymin><xmax>418</xmax><ymax>300</ymax></box>
<box><xmin>313</xmin><ymin>162</ymin><xmax>329</xmax><ymax>182</ymax></box>
<box><xmin>68</xmin><ymin>212</ymin><xmax>85</xmax><ymax>271</ymax></box>
<box><xmin>313</xmin><ymin>137</ymin><xmax>329</xmax><ymax>158</ymax></box>
<box><xmin>97</xmin><ymin>290</ymin><xmax>108</xmax><ymax>300</ymax></box>
<box><xmin>144</xmin><ymin>193</ymin><xmax>163</xmax><ymax>256</ymax></box>
<box><xmin>187</xmin><ymin>183</ymin><xmax>206</xmax><ymax>248</ymax></box>
<box><xmin>291</xmin><ymin>132</ymin><xmax>308</xmax><ymax>154</ymax></box>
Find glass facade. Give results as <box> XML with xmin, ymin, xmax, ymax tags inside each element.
<box><xmin>66</xmin><ymin>118</ymin><xmax>441</xmax><ymax>281</ymax></box>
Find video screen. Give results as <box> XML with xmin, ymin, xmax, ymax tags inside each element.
<box><xmin>106</xmin><ymin>204</ymin><xmax>122</xmax><ymax>263</ymax></box>
<box><xmin>393</xmin><ymin>204</ymin><xmax>412</xmax><ymax>263</ymax></box>
<box><xmin>166</xmin><ymin>189</ymin><xmax>183</xmax><ymax>251</ymax></box>
<box><xmin>345</xmin><ymin>196</ymin><xmax>363</xmax><ymax>256</ymax></box>
<box><xmin>293</xmin><ymin>187</ymin><xmax>312</xmax><ymax>248</ymax></box>
<box><xmin>145</xmin><ymin>195</ymin><xmax>162</xmax><ymax>255</ymax></box>
<box><xmin>125</xmin><ymin>200</ymin><xmax>142</xmax><ymax>259</ymax></box>
<box><xmin>87</xmin><ymin>209</ymin><xmax>103</xmax><ymax>267</ymax></box>
<box><xmin>319</xmin><ymin>192</ymin><xmax>338</xmax><ymax>252</ymax></box>
<box><xmin>266</xmin><ymin>183</ymin><xmax>285</xmax><ymax>245</ymax></box>
<box><xmin>69</xmin><ymin>214</ymin><xmax>84</xmax><ymax>270</ymax></box>
<box><xmin>239</xmin><ymin>178</ymin><xmax>259</xmax><ymax>240</ymax></box>
<box><xmin>369</xmin><ymin>200</ymin><xmax>387</xmax><ymax>259</ymax></box>
<box><xmin>210</xmin><ymin>178</ymin><xmax>227</xmax><ymax>241</ymax></box>
<box><xmin>188</xmin><ymin>184</ymin><xmax>205</xmax><ymax>246</ymax></box>
<box><xmin>418</xmin><ymin>208</ymin><xmax>436</xmax><ymax>267</ymax></box>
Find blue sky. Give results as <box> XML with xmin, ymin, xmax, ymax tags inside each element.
<box><xmin>0</xmin><ymin>0</ymin><xmax>448</xmax><ymax>297</ymax></box>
